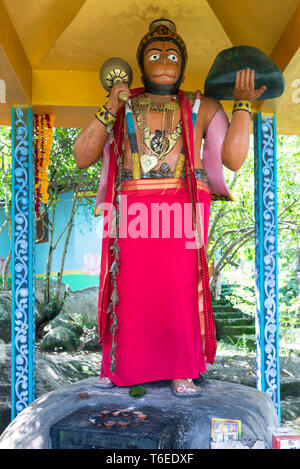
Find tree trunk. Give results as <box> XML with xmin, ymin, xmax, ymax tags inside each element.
<box><xmin>55</xmin><ymin>188</ymin><xmax>83</xmax><ymax>302</ymax></box>
<box><xmin>44</xmin><ymin>202</ymin><xmax>57</xmax><ymax>306</ymax></box>
<box><xmin>3</xmin><ymin>247</ymin><xmax>11</xmax><ymax>289</ymax></box>
<box><xmin>207</xmin><ymin>171</ymin><xmax>239</xmax><ymax>249</ymax></box>
<box><xmin>0</xmin><ymin>217</ymin><xmax>8</xmax><ymax>236</ymax></box>
<box><xmin>210</xmin><ymin>229</ymin><xmax>254</xmax><ymax>286</ymax></box>
<box><xmin>296</xmin><ymin>225</ymin><xmax>300</xmax><ymax>306</ymax></box>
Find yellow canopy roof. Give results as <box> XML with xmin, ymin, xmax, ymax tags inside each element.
<box><xmin>0</xmin><ymin>0</ymin><xmax>299</xmax><ymax>133</ymax></box>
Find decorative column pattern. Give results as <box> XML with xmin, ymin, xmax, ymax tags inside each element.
<box><xmin>253</xmin><ymin>112</ymin><xmax>281</xmax><ymax>424</ymax></box>
<box><xmin>11</xmin><ymin>106</ymin><xmax>35</xmax><ymax>420</ymax></box>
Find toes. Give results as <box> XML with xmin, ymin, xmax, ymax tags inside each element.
<box><xmin>177</xmin><ymin>384</ymin><xmax>186</xmax><ymax>394</ymax></box>
<box><xmin>173</xmin><ymin>380</ymin><xmax>197</xmax><ymax>395</ymax></box>
<box><xmin>97</xmin><ymin>377</ymin><xmax>112</xmax><ymax>384</ymax></box>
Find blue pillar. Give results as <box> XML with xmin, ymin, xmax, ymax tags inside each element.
<box><xmin>253</xmin><ymin>112</ymin><xmax>280</xmax><ymax>424</ymax></box>
<box><xmin>11</xmin><ymin>106</ymin><xmax>35</xmax><ymax>420</ymax></box>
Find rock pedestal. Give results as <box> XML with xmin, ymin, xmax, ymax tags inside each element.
<box><xmin>0</xmin><ymin>377</ymin><xmax>278</xmax><ymax>449</ymax></box>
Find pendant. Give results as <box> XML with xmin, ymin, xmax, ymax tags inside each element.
<box><xmin>159</xmin><ymin>162</ymin><xmax>171</xmax><ymax>175</ymax></box>
<box><xmin>140</xmin><ymin>154</ymin><xmax>158</xmax><ymax>174</ymax></box>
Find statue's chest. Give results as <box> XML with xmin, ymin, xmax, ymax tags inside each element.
<box><xmin>129</xmin><ymin>102</ymin><xmax>182</xmax><ymax>159</ymax></box>
<box><xmin>123</xmin><ymin>94</ymin><xmax>204</xmax><ymax>172</ymax></box>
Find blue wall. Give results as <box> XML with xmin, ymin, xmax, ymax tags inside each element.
<box><xmin>0</xmin><ymin>191</ymin><xmax>103</xmax><ymax>291</ymax></box>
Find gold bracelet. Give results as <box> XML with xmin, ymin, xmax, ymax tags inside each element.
<box><xmin>232</xmin><ymin>100</ymin><xmax>252</xmax><ymax>115</ymax></box>
<box><xmin>95</xmin><ymin>105</ymin><xmax>117</xmax><ymax>128</ymax></box>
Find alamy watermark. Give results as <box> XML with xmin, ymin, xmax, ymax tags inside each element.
<box><xmin>98</xmin><ymin>195</ymin><xmax>206</xmax><ymax>249</ymax></box>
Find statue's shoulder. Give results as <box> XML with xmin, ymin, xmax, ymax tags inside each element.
<box><xmin>183</xmin><ymin>91</ymin><xmax>197</xmax><ymax>108</ymax></box>
<box><xmin>183</xmin><ymin>91</ymin><xmax>220</xmax><ymax>110</ymax></box>
<box><xmin>199</xmin><ymin>94</ymin><xmax>220</xmax><ymax>107</ymax></box>
<box><xmin>198</xmin><ymin>94</ymin><xmax>222</xmax><ymax>117</ymax></box>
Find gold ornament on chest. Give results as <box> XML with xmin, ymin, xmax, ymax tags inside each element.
<box><xmin>132</xmin><ymin>95</ymin><xmax>182</xmax><ymax>174</ymax></box>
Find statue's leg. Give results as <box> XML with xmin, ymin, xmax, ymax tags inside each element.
<box><xmin>169</xmin><ymin>177</ymin><xmax>212</xmax><ymax>399</ymax></box>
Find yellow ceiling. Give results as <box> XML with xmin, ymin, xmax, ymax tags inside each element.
<box><xmin>0</xmin><ymin>0</ymin><xmax>299</xmax><ymax>133</ymax></box>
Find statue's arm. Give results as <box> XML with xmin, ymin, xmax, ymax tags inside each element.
<box><xmin>202</xmin><ymin>69</ymin><xmax>266</xmax><ymax>172</ymax></box>
<box><xmin>221</xmin><ymin>102</ymin><xmax>251</xmax><ymax>172</ymax></box>
<box><xmin>222</xmin><ymin>68</ymin><xmax>266</xmax><ymax>171</ymax></box>
<box><xmin>73</xmin><ymin>117</ymin><xmax>109</xmax><ymax>169</ymax></box>
<box><xmin>73</xmin><ymin>83</ymin><xmax>129</xmax><ymax>169</ymax></box>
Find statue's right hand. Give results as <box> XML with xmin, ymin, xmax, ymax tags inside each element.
<box><xmin>105</xmin><ymin>83</ymin><xmax>130</xmax><ymax>114</ymax></box>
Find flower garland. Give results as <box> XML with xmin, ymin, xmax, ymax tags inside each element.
<box><xmin>34</xmin><ymin>113</ymin><xmax>55</xmax><ymax>216</ymax></box>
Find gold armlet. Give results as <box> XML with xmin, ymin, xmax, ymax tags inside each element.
<box><xmin>95</xmin><ymin>105</ymin><xmax>117</xmax><ymax>128</ymax></box>
<box><xmin>232</xmin><ymin>100</ymin><xmax>252</xmax><ymax>115</ymax></box>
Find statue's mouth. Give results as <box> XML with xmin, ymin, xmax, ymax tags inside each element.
<box><xmin>151</xmin><ymin>73</ymin><xmax>178</xmax><ymax>83</ymax></box>
<box><xmin>152</xmin><ymin>72</ymin><xmax>176</xmax><ymax>78</ymax></box>
<box><xmin>142</xmin><ymin>71</ymin><xmax>182</xmax><ymax>96</ymax></box>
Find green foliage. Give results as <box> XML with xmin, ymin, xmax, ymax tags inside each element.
<box><xmin>0</xmin><ymin>274</ymin><xmax>10</xmax><ymax>291</ymax></box>
<box><xmin>209</xmin><ymin>135</ymin><xmax>299</xmax><ymax>354</ymax></box>
<box><xmin>0</xmin><ymin>125</ymin><xmax>102</xmax><ymax>205</ymax></box>
<box><xmin>225</xmin><ymin>334</ymin><xmax>251</xmax><ymax>353</ymax></box>
<box><xmin>208</xmin><ymin>135</ymin><xmax>299</xmax><ymax>276</ymax></box>
<box><xmin>129</xmin><ymin>386</ymin><xmax>147</xmax><ymax>399</ymax></box>
<box><xmin>76</xmin><ymin>314</ymin><xmax>96</xmax><ymax>330</ymax></box>
<box><xmin>49</xmin><ymin>127</ymin><xmax>101</xmax><ymax>195</ymax></box>
<box><xmin>0</xmin><ymin>126</ymin><xmax>11</xmax><ymax>204</ymax></box>
<box><xmin>48</xmin><ymin>292</ymin><xmax>65</xmax><ymax>320</ymax></box>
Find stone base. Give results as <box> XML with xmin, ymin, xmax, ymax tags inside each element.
<box><xmin>51</xmin><ymin>405</ymin><xmax>177</xmax><ymax>449</ymax></box>
<box><xmin>0</xmin><ymin>377</ymin><xmax>279</xmax><ymax>449</ymax></box>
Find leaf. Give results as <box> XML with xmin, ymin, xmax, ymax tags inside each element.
<box><xmin>129</xmin><ymin>386</ymin><xmax>147</xmax><ymax>399</ymax></box>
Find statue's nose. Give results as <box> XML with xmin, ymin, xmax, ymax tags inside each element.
<box><xmin>160</xmin><ymin>56</ymin><xmax>168</xmax><ymax>64</ymax></box>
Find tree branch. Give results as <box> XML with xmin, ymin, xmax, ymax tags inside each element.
<box><xmin>208</xmin><ymin>226</ymin><xmax>254</xmax><ymax>262</ymax></box>
<box><xmin>278</xmin><ymin>199</ymin><xmax>299</xmax><ymax>220</ymax></box>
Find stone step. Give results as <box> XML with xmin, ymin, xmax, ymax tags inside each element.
<box><xmin>213</xmin><ymin>310</ymin><xmax>252</xmax><ymax>320</ymax></box>
<box><xmin>212</xmin><ymin>304</ymin><xmax>239</xmax><ymax>312</ymax></box>
<box><xmin>214</xmin><ymin>317</ymin><xmax>254</xmax><ymax>327</ymax></box>
<box><xmin>217</xmin><ymin>325</ymin><xmax>256</xmax><ymax>336</ymax></box>
<box><xmin>213</xmin><ymin>307</ymin><xmax>250</xmax><ymax>315</ymax></box>
<box><xmin>281</xmin><ymin>379</ymin><xmax>300</xmax><ymax>399</ymax></box>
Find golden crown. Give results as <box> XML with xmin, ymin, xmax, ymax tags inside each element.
<box><xmin>137</xmin><ymin>19</ymin><xmax>187</xmax><ymax>68</ymax></box>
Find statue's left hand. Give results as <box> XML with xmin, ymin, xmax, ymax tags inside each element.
<box><xmin>233</xmin><ymin>68</ymin><xmax>267</xmax><ymax>101</ymax></box>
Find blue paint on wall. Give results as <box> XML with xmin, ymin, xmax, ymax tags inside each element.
<box><xmin>0</xmin><ymin>191</ymin><xmax>103</xmax><ymax>291</ymax></box>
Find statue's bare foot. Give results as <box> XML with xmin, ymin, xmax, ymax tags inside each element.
<box><xmin>93</xmin><ymin>376</ymin><xmax>115</xmax><ymax>388</ymax></box>
<box><xmin>171</xmin><ymin>379</ymin><xmax>201</xmax><ymax>398</ymax></box>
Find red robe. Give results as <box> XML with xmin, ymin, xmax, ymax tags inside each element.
<box><xmin>97</xmin><ymin>88</ymin><xmax>219</xmax><ymax>384</ymax></box>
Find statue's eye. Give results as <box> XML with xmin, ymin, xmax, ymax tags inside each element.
<box><xmin>168</xmin><ymin>54</ymin><xmax>178</xmax><ymax>62</ymax></box>
<box><xmin>149</xmin><ymin>54</ymin><xmax>160</xmax><ymax>61</ymax></box>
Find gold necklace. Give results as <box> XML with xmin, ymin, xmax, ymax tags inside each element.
<box><xmin>139</xmin><ymin>102</ymin><xmax>177</xmax><ymax>174</ymax></box>
<box><xmin>132</xmin><ymin>97</ymin><xmax>182</xmax><ymax>174</ymax></box>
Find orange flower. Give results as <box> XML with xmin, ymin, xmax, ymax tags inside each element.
<box><xmin>34</xmin><ymin>113</ymin><xmax>55</xmax><ymax>205</ymax></box>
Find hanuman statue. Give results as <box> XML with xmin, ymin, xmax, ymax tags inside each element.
<box><xmin>74</xmin><ymin>19</ymin><xmax>266</xmax><ymax>397</ymax></box>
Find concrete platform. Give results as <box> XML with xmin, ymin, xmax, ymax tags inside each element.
<box><xmin>0</xmin><ymin>377</ymin><xmax>279</xmax><ymax>449</ymax></box>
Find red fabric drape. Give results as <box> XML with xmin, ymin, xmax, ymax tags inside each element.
<box><xmin>98</xmin><ymin>87</ymin><xmax>216</xmax><ymax>365</ymax></box>
<box><xmin>178</xmin><ymin>90</ymin><xmax>216</xmax><ymax>364</ymax></box>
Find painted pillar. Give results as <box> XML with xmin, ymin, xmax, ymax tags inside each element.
<box><xmin>253</xmin><ymin>112</ymin><xmax>281</xmax><ymax>424</ymax></box>
<box><xmin>11</xmin><ymin>106</ymin><xmax>35</xmax><ymax>420</ymax></box>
